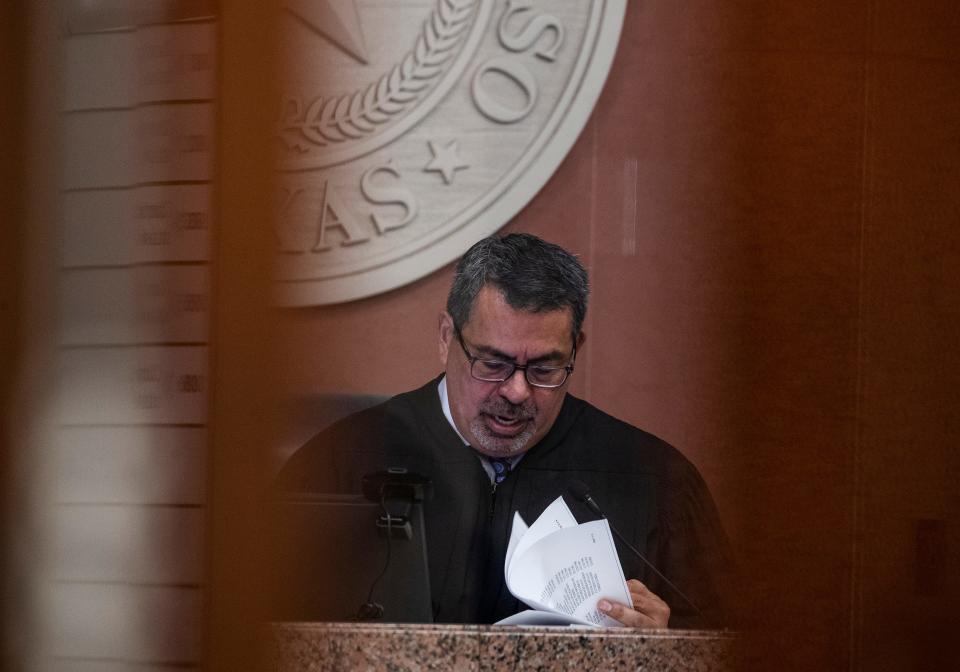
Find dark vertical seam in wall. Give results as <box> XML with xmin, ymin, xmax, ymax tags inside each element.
<box><xmin>201</xmin><ymin>11</ymin><xmax>223</xmax><ymax>670</ymax></box>
<box><xmin>585</xmin><ymin>115</ymin><xmax>598</xmax><ymax>402</ymax></box>
<box><xmin>849</xmin><ymin>2</ymin><xmax>877</xmax><ymax>671</ymax></box>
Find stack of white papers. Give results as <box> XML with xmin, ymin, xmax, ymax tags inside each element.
<box><xmin>496</xmin><ymin>496</ymin><xmax>632</xmax><ymax>627</ymax></box>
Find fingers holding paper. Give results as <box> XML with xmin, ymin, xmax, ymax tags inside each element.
<box><xmin>597</xmin><ymin>579</ymin><xmax>670</xmax><ymax>628</ymax></box>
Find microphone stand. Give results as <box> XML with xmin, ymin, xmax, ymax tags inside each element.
<box><xmin>575</xmin><ymin>487</ymin><xmax>703</xmax><ymax>617</ymax></box>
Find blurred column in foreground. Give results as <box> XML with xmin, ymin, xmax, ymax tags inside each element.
<box><xmin>9</xmin><ymin>2</ymin><xmax>217</xmax><ymax>670</ymax></box>
<box><xmin>207</xmin><ymin>1</ymin><xmax>279</xmax><ymax>671</ymax></box>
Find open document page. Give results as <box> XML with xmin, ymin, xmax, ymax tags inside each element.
<box><xmin>498</xmin><ymin>496</ymin><xmax>632</xmax><ymax>627</ymax></box>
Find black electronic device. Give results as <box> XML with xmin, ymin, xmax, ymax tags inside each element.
<box><xmin>268</xmin><ymin>486</ymin><xmax>433</xmax><ymax>623</ymax></box>
<box><xmin>361</xmin><ymin>468</ymin><xmax>432</xmax><ymax>502</ymax></box>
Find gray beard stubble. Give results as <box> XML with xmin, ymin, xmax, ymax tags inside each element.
<box><xmin>469</xmin><ymin>400</ymin><xmax>537</xmax><ymax>455</ymax></box>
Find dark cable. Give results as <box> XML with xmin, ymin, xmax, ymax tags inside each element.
<box><xmin>356</xmin><ymin>487</ymin><xmax>391</xmax><ymax>620</ymax></box>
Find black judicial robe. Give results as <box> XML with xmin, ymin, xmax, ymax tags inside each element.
<box><xmin>277</xmin><ymin>376</ymin><xmax>734</xmax><ymax>628</ymax></box>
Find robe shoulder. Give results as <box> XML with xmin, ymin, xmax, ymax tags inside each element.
<box><xmin>275</xmin><ymin>377</ymin><xmax>455</xmax><ymax>493</ymax></box>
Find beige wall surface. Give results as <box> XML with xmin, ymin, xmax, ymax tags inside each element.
<box><xmin>274</xmin><ymin>2</ymin><xmax>960</xmax><ymax>670</ymax></box>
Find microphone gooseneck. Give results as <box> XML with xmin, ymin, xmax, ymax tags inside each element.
<box><xmin>567</xmin><ymin>480</ymin><xmax>703</xmax><ymax>617</ymax></box>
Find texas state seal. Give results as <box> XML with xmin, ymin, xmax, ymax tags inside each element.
<box><xmin>276</xmin><ymin>0</ymin><xmax>626</xmax><ymax>305</ymax></box>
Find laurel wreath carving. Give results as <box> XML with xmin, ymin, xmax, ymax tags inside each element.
<box><xmin>280</xmin><ymin>0</ymin><xmax>478</xmax><ymax>152</ymax></box>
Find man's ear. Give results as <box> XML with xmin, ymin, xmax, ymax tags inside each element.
<box><xmin>439</xmin><ymin>311</ymin><xmax>454</xmax><ymax>367</ymax></box>
<box><xmin>575</xmin><ymin>330</ymin><xmax>586</xmax><ymax>352</ymax></box>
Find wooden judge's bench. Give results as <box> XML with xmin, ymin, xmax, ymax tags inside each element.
<box><xmin>268</xmin><ymin>623</ymin><xmax>735</xmax><ymax>671</ymax></box>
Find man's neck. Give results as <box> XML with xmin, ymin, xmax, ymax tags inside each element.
<box><xmin>437</xmin><ymin>375</ymin><xmax>470</xmax><ymax>445</ymax></box>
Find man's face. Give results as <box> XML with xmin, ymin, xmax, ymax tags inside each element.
<box><xmin>439</xmin><ymin>286</ymin><xmax>581</xmax><ymax>457</ymax></box>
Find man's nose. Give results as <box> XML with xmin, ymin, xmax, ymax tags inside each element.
<box><xmin>498</xmin><ymin>368</ymin><xmax>532</xmax><ymax>404</ymax></box>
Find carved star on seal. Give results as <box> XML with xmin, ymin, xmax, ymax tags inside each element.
<box><xmin>424</xmin><ymin>140</ymin><xmax>470</xmax><ymax>185</ymax></box>
<box><xmin>283</xmin><ymin>0</ymin><xmax>369</xmax><ymax>64</ymax></box>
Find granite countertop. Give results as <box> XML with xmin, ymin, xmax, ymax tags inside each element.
<box><xmin>269</xmin><ymin>622</ymin><xmax>736</xmax><ymax>671</ymax></box>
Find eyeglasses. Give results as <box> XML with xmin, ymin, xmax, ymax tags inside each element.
<box><xmin>454</xmin><ymin>328</ymin><xmax>575</xmax><ymax>389</ymax></box>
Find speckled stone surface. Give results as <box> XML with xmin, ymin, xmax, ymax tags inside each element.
<box><xmin>269</xmin><ymin>623</ymin><xmax>736</xmax><ymax>671</ymax></box>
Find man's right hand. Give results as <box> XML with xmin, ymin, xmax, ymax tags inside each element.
<box><xmin>597</xmin><ymin>579</ymin><xmax>671</xmax><ymax>628</ymax></box>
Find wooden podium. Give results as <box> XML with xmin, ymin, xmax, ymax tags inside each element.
<box><xmin>269</xmin><ymin>623</ymin><xmax>735</xmax><ymax>671</ymax></box>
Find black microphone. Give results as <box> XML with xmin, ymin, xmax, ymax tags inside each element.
<box><xmin>567</xmin><ymin>480</ymin><xmax>702</xmax><ymax>617</ymax></box>
<box><xmin>568</xmin><ymin>481</ymin><xmax>605</xmax><ymax>518</ymax></box>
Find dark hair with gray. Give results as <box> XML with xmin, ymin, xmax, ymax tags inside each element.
<box><xmin>446</xmin><ymin>233</ymin><xmax>589</xmax><ymax>343</ymax></box>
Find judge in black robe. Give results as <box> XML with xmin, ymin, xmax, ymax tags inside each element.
<box><xmin>278</xmin><ymin>233</ymin><xmax>734</xmax><ymax>629</ymax></box>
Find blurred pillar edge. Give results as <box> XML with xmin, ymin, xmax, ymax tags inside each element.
<box><xmin>4</xmin><ymin>2</ymin><xmax>58</xmax><ymax>670</ymax></box>
<box><xmin>208</xmin><ymin>1</ymin><xmax>281</xmax><ymax>671</ymax></box>
<box><xmin>1</xmin><ymin>1</ymin><xmax>27</xmax><ymax>666</ymax></box>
